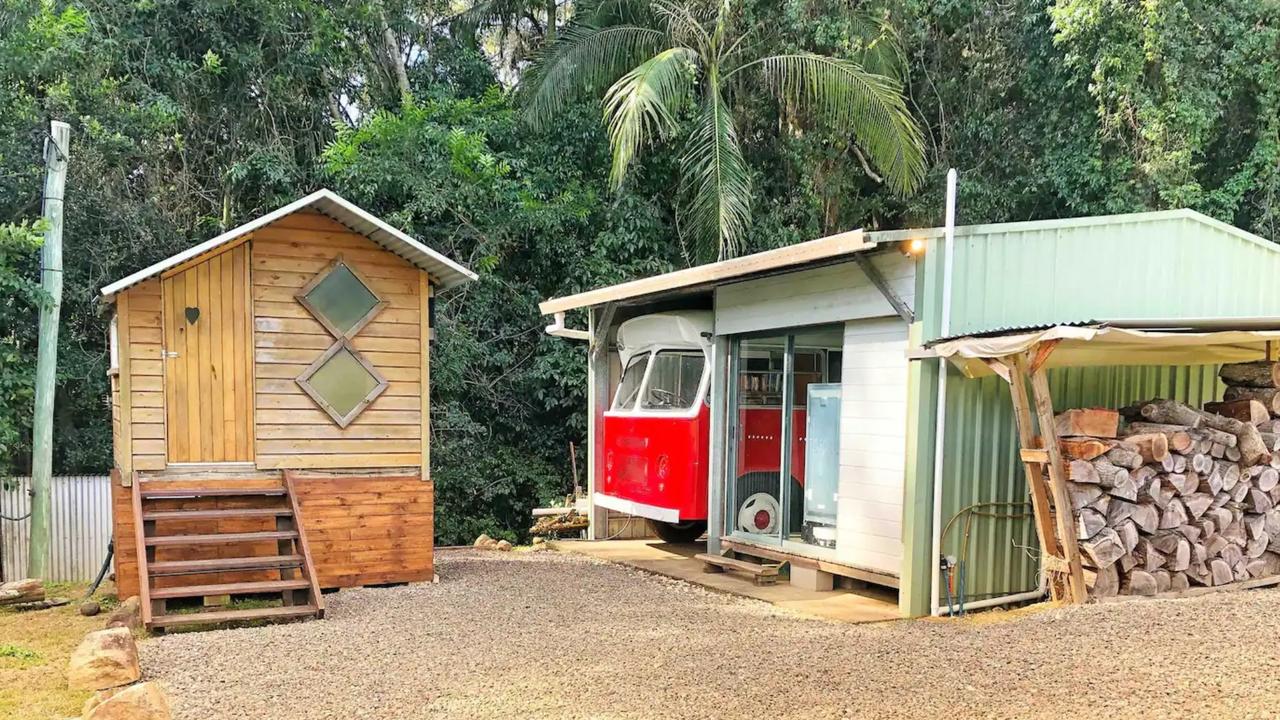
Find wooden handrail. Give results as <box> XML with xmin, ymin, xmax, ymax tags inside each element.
<box><xmin>283</xmin><ymin>471</ymin><xmax>325</xmax><ymax>617</ymax></box>
<box><xmin>129</xmin><ymin>475</ymin><xmax>153</xmax><ymax>627</ymax></box>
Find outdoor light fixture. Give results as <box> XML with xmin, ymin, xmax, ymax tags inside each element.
<box><xmin>902</xmin><ymin>237</ymin><xmax>927</xmax><ymax>257</ymax></box>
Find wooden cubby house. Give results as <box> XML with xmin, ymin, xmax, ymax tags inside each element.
<box><xmin>101</xmin><ymin>190</ymin><xmax>476</xmax><ymax>630</ymax></box>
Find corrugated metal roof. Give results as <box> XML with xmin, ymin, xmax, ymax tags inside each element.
<box><xmin>915</xmin><ymin>209</ymin><xmax>1280</xmax><ymax>343</ymax></box>
<box><xmin>100</xmin><ymin>189</ymin><xmax>477</xmax><ymax>302</ymax></box>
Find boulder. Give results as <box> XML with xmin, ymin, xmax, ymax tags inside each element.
<box><xmin>104</xmin><ymin>596</ymin><xmax>142</xmax><ymax>633</ymax></box>
<box><xmin>84</xmin><ymin>682</ymin><xmax>171</xmax><ymax>720</ymax></box>
<box><xmin>496</xmin><ymin>540</ymin><xmax>513</xmax><ymax>552</ymax></box>
<box><xmin>67</xmin><ymin>628</ymin><xmax>141</xmax><ymax>691</ymax></box>
<box><xmin>473</xmin><ymin>533</ymin><xmax>494</xmax><ymax>548</ymax></box>
<box><xmin>80</xmin><ymin>601</ymin><xmax>102</xmax><ymax>617</ymax></box>
<box><xmin>82</xmin><ymin>686</ymin><xmax>127</xmax><ymax>717</ymax></box>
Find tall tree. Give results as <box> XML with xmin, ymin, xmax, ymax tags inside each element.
<box><xmin>520</xmin><ymin>0</ymin><xmax>926</xmax><ymax>260</ymax></box>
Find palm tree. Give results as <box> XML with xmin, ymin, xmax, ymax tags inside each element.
<box><xmin>520</xmin><ymin>0</ymin><xmax>925</xmax><ymax>260</ymax></box>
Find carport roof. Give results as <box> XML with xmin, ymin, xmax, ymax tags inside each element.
<box><xmin>538</xmin><ymin>229</ymin><xmax>871</xmax><ymax>315</ymax></box>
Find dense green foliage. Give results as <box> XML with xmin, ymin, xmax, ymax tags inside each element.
<box><xmin>1</xmin><ymin>0</ymin><xmax>1276</xmax><ymax>543</ymax></box>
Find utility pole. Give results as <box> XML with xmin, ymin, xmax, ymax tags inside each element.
<box><xmin>28</xmin><ymin>120</ymin><xmax>70</xmax><ymax>579</ymax></box>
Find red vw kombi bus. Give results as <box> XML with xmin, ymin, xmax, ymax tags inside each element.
<box><xmin>600</xmin><ymin>312</ymin><xmax>837</xmax><ymax>543</ymax></box>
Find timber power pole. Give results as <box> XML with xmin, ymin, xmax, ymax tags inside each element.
<box><xmin>28</xmin><ymin>120</ymin><xmax>70</xmax><ymax>579</ymax></box>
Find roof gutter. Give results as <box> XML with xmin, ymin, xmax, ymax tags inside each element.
<box><xmin>545</xmin><ymin>311</ymin><xmax>590</xmax><ymax>341</ymax></box>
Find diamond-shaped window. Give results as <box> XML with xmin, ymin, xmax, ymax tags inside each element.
<box><xmin>296</xmin><ymin>340</ymin><xmax>388</xmax><ymax>428</ymax></box>
<box><xmin>296</xmin><ymin>257</ymin><xmax>387</xmax><ymax>339</ymax></box>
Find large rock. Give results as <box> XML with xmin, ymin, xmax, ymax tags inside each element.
<box><xmin>84</xmin><ymin>682</ymin><xmax>171</xmax><ymax>720</ymax></box>
<box><xmin>104</xmin><ymin>596</ymin><xmax>142</xmax><ymax>633</ymax></box>
<box><xmin>67</xmin><ymin>628</ymin><xmax>141</xmax><ymax>691</ymax></box>
<box><xmin>496</xmin><ymin>540</ymin><xmax>513</xmax><ymax>552</ymax></box>
<box><xmin>82</xmin><ymin>686</ymin><xmax>127</xmax><ymax>717</ymax></box>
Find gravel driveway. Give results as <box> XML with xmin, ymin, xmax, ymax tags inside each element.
<box><xmin>143</xmin><ymin>548</ymin><xmax>1280</xmax><ymax>719</ymax></box>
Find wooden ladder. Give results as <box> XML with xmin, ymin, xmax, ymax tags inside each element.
<box><xmin>131</xmin><ymin>473</ymin><xmax>325</xmax><ymax>630</ymax></box>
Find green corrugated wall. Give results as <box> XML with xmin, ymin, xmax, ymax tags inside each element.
<box><xmin>938</xmin><ymin>363</ymin><xmax>1224</xmax><ymax>605</ymax></box>
<box><xmin>897</xmin><ymin>208</ymin><xmax>1278</xmax><ymax>617</ymax></box>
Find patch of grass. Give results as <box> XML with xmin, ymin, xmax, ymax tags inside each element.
<box><xmin>0</xmin><ymin>581</ymin><xmax>118</xmax><ymax>720</ymax></box>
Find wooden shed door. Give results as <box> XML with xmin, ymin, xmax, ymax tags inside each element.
<box><xmin>161</xmin><ymin>243</ymin><xmax>254</xmax><ymax>463</ymax></box>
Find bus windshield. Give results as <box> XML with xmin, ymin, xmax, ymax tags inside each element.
<box><xmin>640</xmin><ymin>350</ymin><xmax>706</xmax><ymax>410</ymax></box>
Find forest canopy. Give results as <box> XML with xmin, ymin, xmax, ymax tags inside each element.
<box><xmin>1</xmin><ymin>0</ymin><xmax>1276</xmax><ymax>543</ymax></box>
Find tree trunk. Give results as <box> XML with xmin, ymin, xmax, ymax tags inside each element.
<box><xmin>0</xmin><ymin>579</ymin><xmax>44</xmax><ymax>607</ymax></box>
<box><xmin>1219</xmin><ymin>361</ymin><xmax>1280</xmax><ymax>388</ymax></box>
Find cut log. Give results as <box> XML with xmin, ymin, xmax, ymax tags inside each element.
<box><xmin>1209</xmin><ymin>558</ymin><xmax>1235</xmax><ymax>586</ymax></box>
<box><xmin>1200</xmin><ymin>465</ymin><xmax>1224</xmax><ymax>495</ymax></box>
<box><xmin>1247</xmin><ymin>487</ymin><xmax>1275</xmax><ymax>513</ymax></box>
<box><xmin>1247</xmin><ymin>533</ymin><xmax>1270</xmax><ymax>559</ymax></box>
<box><xmin>1067</xmin><ymin>482</ymin><xmax>1104</xmax><ymax>510</ymax></box>
<box><xmin>1198</xmin><ymin>410</ymin><xmax>1271</xmax><ymax>466</ymax></box>
<box><xmin>1151</xmin><ymin>569</ymin><xmax>1172</xmax><ymax>593</ymax></box>
<box><xmin>1090</xmin><ymin>458</ymin><xmax>1130</xmax><ymax>488</ymax></box>
<box><xmin>1177</xmin><ymin>523</ymin><xmax>1202</xmax><ymax>544</ymax></box>
<box><xmin>1060</xmin><ymin>437</ymin><xmax>1113</xmax><ymax>461</ymax></box>
<box><xmin>1081</xmin><ymin>527</ymin><xmax>1126</xmax><ymax>569</ymax></box>
<box><xmin>1183</xmin><ymin>492</ymin><xmax>1214</xmax><ymax>520</ymax></box>
<box><xmin>1142</xmin><ymin>476</ymin><xmax>1175</xmax><ymax>510</ymax></box>
<box><xmin>1115</xmin><ymin>518</ymin><xmax>1140</xmax><ymax>553</ymax></box>
<box><xmin>1130</xmin><ymin>399</ymin><xmax>1203</xmax><ymax>428</ymax></box>
<box><xmin>1077</xmin><ymin>508</ymin><xmax>1107</xmax><ymax>540</ymax></box>
<box><xmin>1231</xmin><ymin>478</ymin><xmax>1252</xmax><ymax>504</ymax></box>
<box><xmin>1124</xmin><ymin>423</ymin><xmax>1194</xmax><ymax>453</ymax></box>
<box><xmin>1107</xmin><ymin>500</ymin><xmax>1134</xmax><ymax>526</ymax></box>
<box><xmin>1204</xmin><ymin>399</ymin><xmax>1270</xmax><ymax>425</ymax></box>
<box><xmin>1125</xmin><ymin>433</ymin><xmax>1169</xmax><ymax>464</ymax></box>
<box><xmin>1245</xmin><ymin>513</ymin><xmax>1267</xmax><ymax>540</ymax></box>
<box><xmin>1054</xmin><ymin>408</ymin><xmax>1119</xmax><ymax>438</ymax></box>
<box><xmin>1091</xmin><ymin>564</ymin><xmax>1120</xmax><ymax>598</ymax></box>
<box><xmin>1104</xmin><ymin>445</ymin><xmax>1144</xmax><ymax>471</ymax></box>
<box><xmin>1219</xmin><ymin>361</ymin><xmax>1280</xmax><ymax>388</ymax></box>
<box><xmin>1160</xmin><ymin>498</ymin><xmax>1188</xmax><ymax>530</ymax></box>
<box><xmin>1130</xmin><ymin>503</ymin><xmax>1161</xmax><ymax>534</ymax></box>
<box><xmin>1068</xmin><ymin>459</ymin><xmax>1102</xmax><ymax>484</ymax></box>
<box><xmin>1259</xmin><ymin>468</ymin><xmax>1279</xmax><ymax>493</ymax></box>
<box><xmin>1218</xmin><ymin>462</ymin><xmax>1242</xmax><ymax>492</ymax></box>
<box><xmin>1210</xmin><ymin>442</ymin><xmax>1227</xmax><ymax>458</ymax></box>
<box><xmin>1224</xmin><ymin>386</ymin><xmax>1280</xmax><ymax>416</ymax></box>
<box><xmin>1190</xmin><ymin>453</ymin><xmax>1214</xmax><ymax>475</ymax></box>
<box><xmin>0</xmin><ymin>579</ymin><xmax>44</xmax><ymax>607</ymax></box>
<box><xmin>1106</xmin><ymin>469</ymin><xmax>1140</xmax><ymax>501</ymax></box>
<box><xmin>1166</xmin><ymin>472</ymin><xmax>1199</xmax><ymax>496</ymax></box>
<box><xmin>1226</xmin><ymin>445</ymin><xmax>1243</xmax><ymax>463</ymax></box>
<box><xmin>1169</xmin><ymin>571</ymin><xmax>1191</xmax><ymax>592</ymax></box>
<box><xmin>1124</xmin><ymin>569</ymin><xmax>1159</xmax><ymax>596</ymax></box>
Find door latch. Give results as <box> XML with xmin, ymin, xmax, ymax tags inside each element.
<box><xmin>164</xmin><ymin>350</ymin><xmax>179</xmax><ymax>359</ymax></box>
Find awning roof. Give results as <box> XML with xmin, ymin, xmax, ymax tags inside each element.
<box><xmin>920</xmin><ymin>321</ymin><xmax>1280</xmax><ymax>378</ymax></box>
<box><xmin>538</xmin><ymin>229</ymin><xmax>870</xmax><ymax>315</ymax></box>
<box><xmin>100</xmin><ymin>189</ymin><xmax>477</xmax><ymax>302</ymax></box>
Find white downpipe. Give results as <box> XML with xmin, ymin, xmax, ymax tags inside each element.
<box><xmin>929</xmin><ymin>169</ymin><xmax>958</xmax><ymax>617</ymax></box>
<box><xmin>545</xmin><ymin>311</ymin><xmax>590</xmax><ymax>341</ymax></box>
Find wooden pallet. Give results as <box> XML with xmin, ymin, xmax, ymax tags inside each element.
<box><xmin>132</xmin><ymin>472</ymin><xmax>325</xmax><ymax>631</ymax></box>
<box><xmin>695</xmin><ymin>553</ymin><xmax>781</xmax><ymax>585</ymax></box>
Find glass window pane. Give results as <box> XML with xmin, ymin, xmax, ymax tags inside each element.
<box><xmin>308</xmin><ymin>346</ymin><xmax>380</xmax><ymax>417</ymax></box>
<box><xmin>612</xmin><ymin>354</ymin><xmax>650</xmax><ymax>410</ymax></box>
<box><xmin>304</xmin><ymin>263</ymin><xmax>380</xmax><ymax>336</ymax></box>
<box><xmin>729</xmin><ymin>337</ymin><xmax>786</xmax><ymax>543</ymax></box>
<box><xmin>640</xmin><ymin>351</ymin><xmax>705</xmax><ymax>410</ymax></box>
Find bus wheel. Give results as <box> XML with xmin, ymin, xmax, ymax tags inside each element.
<box><xmin>734</xmin><ymin>472</ymin><xmax>802</xmax><ymax>535</ymax></box>
<box><xmin>648</xmin><ymin>519</ymin><xmax>707</xmax><ymax>544</ymax></box>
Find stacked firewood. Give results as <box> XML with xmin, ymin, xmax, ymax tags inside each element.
<box><xmin>1057</xmin><ymin>366</ymin><xmax>1280</xmax><ymax>598</ymax></box>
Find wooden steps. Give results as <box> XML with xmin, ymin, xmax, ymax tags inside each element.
<box><xmin>145</xmin><ymin>530</ymin><xmax>298</xmax><ymax>547</ymax></box>
<box><xmin>150</xmin><ymin>579</ymin><xmax>311</xmax><ymax>600</ymax></box>
<box><xmin>133</xmin><ymin>473</ymin><xmax>324</xmax><ymax>631</ymax></box>
<box><xmin>696</xmin><ymin>553</ymin><xmax>781</xmax><ymax>585</ymax></box>
<box><xmin>149</xmin><ymin>604</ymin><xmax>320</xmax><ymax>628</ymax></box>
<box><xmin>143</xmin><ymin>508</ymin><xmax>294</xmax><ymax>521</ymax></box>
<box><xmin>141</xmin><ymin>487</ymin><xmax>286</xmax><ymax>499</ymax></box>
<box><xmin>148</xmin><ymin>555</ymin><xmax>305</xmax><ymax>576</ymax></box>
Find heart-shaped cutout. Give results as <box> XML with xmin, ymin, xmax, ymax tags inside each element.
<box><xmin>184</xmin><ymin>306</ymin><xmax>200</xmax><ymax>324</ymax></box>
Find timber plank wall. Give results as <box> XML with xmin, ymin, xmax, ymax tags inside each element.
<box><xmin>112</xmin><ymin>473</ymin><xmax>433</xmax><ymax>597</ymax></box>
<box><xmin>251</xmin><ymin>212</ymin><xmax>424</xmax><ymax>470</ymax></box>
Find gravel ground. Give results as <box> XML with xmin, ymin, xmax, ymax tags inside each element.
<box><xmin>142</xmin><ymin>549</ymin><xmax>1280</xmax><ymax>719</ymax></box>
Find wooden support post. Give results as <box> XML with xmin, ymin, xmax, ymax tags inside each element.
<box><xmin>1005</xmin><ymin>354</ymin><xmax>1062</xmax><ymax>580</ymax></box>
<box><xmin>1026</xmin><ymin>354</ymin><xmax>1088</xmax><ymax>604</ymax></box>
<box><xmin>586</xmin><ymin>303</ymin><xmax>616</xmax><ymax>539</ymax></box>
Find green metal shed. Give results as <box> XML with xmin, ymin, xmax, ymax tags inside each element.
<box><xmin>539</xmin><ymin>208</ymin><xmax>1280</xmax><ymax>619</ymax></box>
<box><xmin>900</xmin><ymin>209</ymin><xmax>1280</xmax><ymax>617</ymax></box>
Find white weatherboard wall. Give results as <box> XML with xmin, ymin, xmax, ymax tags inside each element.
<box><xmin>715</xmin><ymin>252</ymin><xmax>914</xmax><ymax>336</ymax></box>
<box><xmin>715</xmin><ymin>251</ymin><xmax>915</xmax><ymax>577</ymax></box>
<box><xmin>836</xmin><ymin>318</ymin><xmax>908</xmax><ymax>574</ymax></box>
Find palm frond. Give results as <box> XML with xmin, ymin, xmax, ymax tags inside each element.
<box><xmin>677</xmin><ymin>85</ymin><xmax>752</xmax><ymax>260</ymax></box>
<box><xmin>520</xmin><ymin>23</ymin><xmax>668</xmax><ymax>129</ymax></box>
<box><xmin>750</xmin><ymin>53</ymin><xmax>925</xmax><ymax>194</ymax></box>
<box><xmin>652</xmin><ymin>0</ymin><xmax>711</xmax><ymax>54</ymax></box>
<box><xmin>603</xmin><ymin>47</ymin><xmax>699</xmax><ymax>189</ymax></box>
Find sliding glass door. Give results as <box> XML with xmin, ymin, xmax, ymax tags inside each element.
<box><xmin>725</xmin><ymin>325</ymin><xmax>843</xmax><ymax>551</ymax></box>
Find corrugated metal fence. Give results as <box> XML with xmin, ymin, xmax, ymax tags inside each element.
<box><xmin>0</xmin><ymin>475</ymin><xmax>113</xmax><ymax>582</ymax></box>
